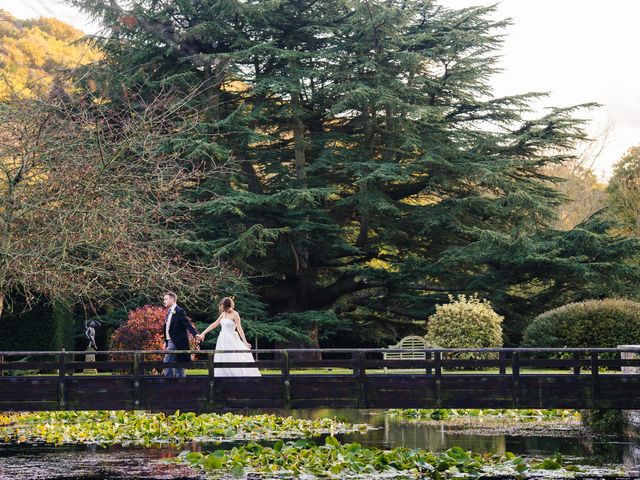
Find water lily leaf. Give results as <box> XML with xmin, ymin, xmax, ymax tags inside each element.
<box><xmin>203</xmin><ymin>453</ymin><xmax>224</xmax><ymax>470</ymax></box>
<box><xmin>230</xmin><ymin>463</ymin><xmax>244</xmax><ymax>478</ymax></box>
<box><xmin>325</xmin><ymin>435</ymin><xmax>339</xmax><ymax>448</ymax></box>
<box><xmin>185</xmin><ymin>452</ymin><xmax>203</xmax><ymax>464</ymax></box>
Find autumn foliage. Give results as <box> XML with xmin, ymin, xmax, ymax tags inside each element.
<box><xmin>110</xmin><ymin>306</ymin><xmax>199</xmax><ymax>362</ymax></box>
<box><xmin>110</xmin><ymin>306</ymin><xmax>166</xmax><ymax>361</ymax></box>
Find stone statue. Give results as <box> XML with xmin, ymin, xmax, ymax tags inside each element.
<box><xmin>83</xmin><ymin>319</ymin><xmax>100</xmax><ymax>374</ymax></box>
<box><xmin>85</xmin><ymin>319</ymin><xmax>100</xmax><ymax>351</ymax></box>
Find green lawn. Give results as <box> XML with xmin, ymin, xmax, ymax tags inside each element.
<box><xmin>7</xmin><ymin>367</ymin><xmax>607</xmax><ymax>376</ymax></box>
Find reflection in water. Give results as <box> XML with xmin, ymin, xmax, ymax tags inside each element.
<box><xmin>0</xmin><ymin>408</ymin><xmax>638</xmax><ymax>479</ymax></box>
<box><xmin>0</xmin><ymin>443</ymin><xmax>204</xmax><ymax>480</ymax></box>
<box><xmin>292</xmin><ymin>408</ymin><xmax>640</xmax><ymax>475</ymax></box>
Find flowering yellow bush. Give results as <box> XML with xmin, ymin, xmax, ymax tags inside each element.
<box><xmin>426</xmin><ymin>294</ymin><xmax>503</xmax><ymax>355</ymax></box>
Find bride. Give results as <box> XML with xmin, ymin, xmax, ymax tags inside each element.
<box><xmin>196</xmin><ymin>297</ymin><xmax>260</xmax><ymax>377</ymax></box>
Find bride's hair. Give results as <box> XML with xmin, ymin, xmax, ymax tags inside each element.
<box><xmin>219</xmin><ymin>297</ymin><xmax>235</xmax><ymax>313</ymax></box>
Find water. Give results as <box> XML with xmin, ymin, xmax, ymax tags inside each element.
<box><xmin>0</xmin><ymin>409</ymin><xmax>638</xmax><ymax>479</ymax></box>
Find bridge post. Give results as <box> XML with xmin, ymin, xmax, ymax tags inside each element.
<box><xmin>573</xmin><ymin>351</ymin><xmax>581</xmax><ymax>375</ymax></box>
<box><xmin>499</xmin><ymin>351</ymin><xmax>506</xmax><ymax>375</ymax></box>
<box><xmin>511</xmin><ymin>351</ymin><xmax>520</xmax><ymax>407</ymax></box>
<box><xmin>132</xmin><ymin>353</ymin><xmax>141</xmax><ymax>409</ymax></box>
<box><xmin>619</xmin><ymin>345</ymin><xmax>640</xmax><ymax>432</ymax></box>
<box><xmin>282</xmin><ymin>351</ymin><xmax>291</xmax><ymax>409</ymax></box>
<box><xmin>433</xmin><ymin>351</ymin><xmax>442</xmax><ymax>408</ymax></box>
<box><xmin>590</xmin><ymin>351</ymin><xmax>600</xmax><ymax>408</ymax></box>
<box><xmin>207</xmin><ymin>352</ymin><xmax>216</xmax><ymax>408</ymax></box>
<box><xmin>57</xmin><ymin>351</ymin><xmax>66</xmax><ymax>410</ymax></box>
<box><xmin>355</xmin><ymin>351</ymin><xmax>367</xmax><ymax>408</ymax></box>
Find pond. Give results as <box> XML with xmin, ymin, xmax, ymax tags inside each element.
<box><xmin>0</xmin><ymin>409</ymin><xmax>638</xmax><ymax>479</ymax></box>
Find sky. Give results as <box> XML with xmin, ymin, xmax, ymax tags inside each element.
<box><xmin>1</xmin><ymin>0</ymin><xmax>639</xmax><ymax>180</ymax></box>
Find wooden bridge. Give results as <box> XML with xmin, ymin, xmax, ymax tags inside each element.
<box><xmin>1</xmin><ymin>348</ymin><xmax>639</xmax><ymax>412</ymax></box>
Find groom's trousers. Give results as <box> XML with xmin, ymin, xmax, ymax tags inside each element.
<box><xmin>164</xmin><ymin>340</ymin><xmax>186</xmax><ymax>378</ymax></box>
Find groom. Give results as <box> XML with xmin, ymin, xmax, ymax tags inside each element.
<box><xmin>162</xmin><ymin>292</ymin><xmax>199</xmax><ymax>378</ymax></box>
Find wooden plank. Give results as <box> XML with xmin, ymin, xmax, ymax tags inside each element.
<box><xmin>65</xmin><ymin>361</ymin><xmax>133</xmax><ymax>372</ymax></box>
<box><xmin>599</xmin><ymin>358</ymin><xmax>640</xmax><ymax>368</ymax></box>
<box><xmin>0</xmin><ymin>360</ymin><xmax>156</xmax><ymax>371</ymax></box>
<box><xmin>598</xmin><ymin>376</ymin><xmax>640</xmax><ymax>399</ymax></box>
<box><xmin>366</xmin><ymin>360</ymin><xmax>435</xmax><ymax>369</ymax></box>
<box><xmin>573</xmin><ymin>352</ymin><xmax>581</xmax><ymax>375</ymax></box>
<box><xmin>518</xmin><ymin>359</ymin><xmax>575</xmax><ymax>369</ymax></box>
<box><xmin>66</xmin><ymin>377</ymin><xmax>134</xmax><ymax>390</ymax></box>
<box><xmin>439</xmin><ymin>375</ymin><xmax>513</xmax><ymax>390</ymax></box>
<box><xmin>367</xmin><ymin>375</ymin><xmax>436</xmax><ymax>409</ymax></box>
<box><xmin>208</xmin><ymin>353</ymin><xmax>216</xmax><ymax>407</ymax></box>
<box><xmin>289</xmin><ymin>360</ymin><xmax>355</xmax><ymax>369</ymax></box>
<box><xmin>440</xmin><ymin>359</ymin><xmax>502</xmax><ymax>369</ymax></box>
<box><xmin>291</xmin><ymin>398</ymin><xmax>358</xmax><ymax>408</ymax></box>
<box><xmin>356</xmin><ymin>352</ymin><xmax>367</xmax><ymax>408</ymax></box>
<box><xmin>142</xmin><ymin>360</ymin><xmax>276</xmax><ymax>370</ymax></box>
<box><xmin>4</xmin><ymin>347</ymin><xmax>640</xmax><ymax>411</ymax></box>
<box><xmin>434</xmin><ymin>351</ymin><xmax>442</xmax><ymax>407</ymax></box>
<box><xmin>0</xmin><ymin>377</ymin><xmax>58</xmax><ymax>391</ymax></box>
<box><xmin>0</xmin><ymin>361</ymin><xmax>64</xmax><ymax>371</ymax></box>
<box><xmin>517</xmin><ymin>376</ymin><xmax>591</xmax><ymax>408</ymax></box>
<box><xmin>282</xmin><ymin>351</ymin><xmax>290</xmax><ymax>409</ymax></box>
<box><xmin>512</xmin><ymin>352</ymin><xmax>520</xmax><ymax>407</ymax></box>
<box><xmin>67</xmin><ymin>399</ymin><xmax>136</xmax><ymax>410</ymax></box>
<box><xmin>366</xmin><ymin>375</ymin><xmax>434</xmax><ymax>387</ymax></box>
<box><xmin>66</xmin><ymin>393</ymin><xmax>133</xmax><ymax>405</ymax></box>
<box><xmin>58</xmin><ymin>352</ymin><xmax>66</xmax><ymax>409</ymax></box>
<box><xmin>142</xmin><ymin>360</ymin><xmax>208</xmax><ymax>370</ymax></box>
<box><xmin>133</xmin><ymin>353</ymin><xmax>141</xmax><ymax>408</ymax></box>
<box><xmin>591</xmin><ymin>351</ymin><xmax>600</xmax><ymax>408</ymax></box>
<box><xmin>438</xmin><ymin>376</ymin><xmax>512</xmax><ymax>408</ymax></box>
<box><xmin>291</xmin><ymin>375</ymin><xmax>358</xmax><ymax>405</ymax></box>
<box><xmin>0</xmin><ymin>391</ymin><xmax>58</xmax><ymax>402</ymax></box>
<box><xmin>0</xmin><ymin>401</ymin><xmax>60</xmax><ymax>411</ymax></box>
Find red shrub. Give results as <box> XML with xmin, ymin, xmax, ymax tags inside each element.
<box><xmin>110</xmin><ymin>305</ymin><xmax>199</xmax><ymax>362</ymax></box>
<box><xmin>110</xmin><ymin>305</ymin><xmax>166</xmax><ymax>361</ymax></box>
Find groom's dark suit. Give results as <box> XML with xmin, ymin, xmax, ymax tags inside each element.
<box><xmin>163</xmin><ymin>305</ymin><xmax>199</xmax><ymax>377</ymax></box>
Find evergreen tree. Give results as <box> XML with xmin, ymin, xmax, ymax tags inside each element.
<box><xmin>70</xmin><ymin>0</ymin><xmax>640</xmax><ymax>345</ymax></box>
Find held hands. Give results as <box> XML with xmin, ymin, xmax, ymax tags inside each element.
<box><xmin>244</xmin><ymin>341</ymin><xmax>252</xmax><ymax>349</ymax></box>
<box><xmin>196</xmin><ymin>333</ymin><xmax>205</xmax><ymax>343</ymax></box>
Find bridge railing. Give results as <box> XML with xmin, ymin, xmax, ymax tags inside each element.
<box><xmin>2</xmin><ymin>347</ymin><xmax>640</xmax><ymax>410</ymax></box>
<box><xmin>1</xmin><ymin>347</ymin><xmax>640</xmax><ymax>377</ymax></box>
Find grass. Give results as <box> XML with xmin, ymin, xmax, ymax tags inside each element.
<box><xmin>8</xmin><ymin>367</ymin><xmax>609</xmax><ymax>376</ymax></box>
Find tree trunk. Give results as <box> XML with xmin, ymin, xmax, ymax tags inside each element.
<box><xmin>291</xmin><ymin>88</ymin><xmax>307</xmax><ymax>187</ymax></box>
<box><xmin>289</xmin><ymin>58</ymin><xmax>309</xmax><ymax>273</ymax></box>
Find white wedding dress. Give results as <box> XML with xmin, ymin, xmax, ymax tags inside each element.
<box><xmin>214</xmin><ymin>316</ymin><xmax>261</xmax><ymax>377</ymax></box>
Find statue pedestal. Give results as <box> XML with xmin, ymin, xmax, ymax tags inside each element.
<box><xmin>83</xmin><ymin>348</ymin><xmax>98</xmax><ymax>374</ymax></box>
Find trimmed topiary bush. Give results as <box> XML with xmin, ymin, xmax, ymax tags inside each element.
<box><xmin>522</xmin><ymin>299</ymin><xmax>640</xmax><ymax>348</ymax></box>
<box><xmin>0</xmin><ymin>296</ymin><xmax>75</xmax><ymax>352</ymax></box>
<box><xmin>426</xmin><ymin>294</ymin><xmax>503</xmax><ymax>358</ymax></box>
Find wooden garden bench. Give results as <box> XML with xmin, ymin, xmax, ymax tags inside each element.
<box><xmin>382</xmin><ymin>335</ymin><xmax>430</xmax><ymax>373</ymax></box>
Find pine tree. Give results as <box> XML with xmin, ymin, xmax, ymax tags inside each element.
<box><xmin>70</xmin><ymin>0</ymin><xmax>640</xmax><ymax>345</ymax></box>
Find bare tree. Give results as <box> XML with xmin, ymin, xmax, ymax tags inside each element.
<box><xmin>0</xmin><ymin>85</ymin><xmax>230</xmax><ymax>319</ymax></box>
<box><xmin>543</xmin><ymin>124</ymin><xmax>611</xmax><ymax>230</ymax></box>
<box><xmin>608</xmin><ymin>145</ymin><xmax>640</xmax><ymax>236</ymax></box>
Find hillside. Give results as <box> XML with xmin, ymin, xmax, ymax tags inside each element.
<box><xmin>0</xmin><ymin>10</ymin><xmax>99</xmax><ymax>98</ymax></box>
